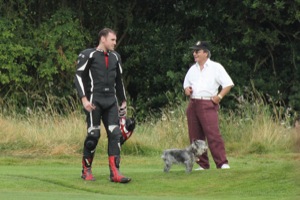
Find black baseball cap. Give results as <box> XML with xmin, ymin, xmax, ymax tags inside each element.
<box><xmin>189</xmin><ymin>41</ymin><xmax>209</xmax><ymax>51</ymax></box>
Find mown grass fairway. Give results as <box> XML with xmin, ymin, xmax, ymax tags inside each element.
<box><xmin>0</xmin><ymin>154</ymin><xmax>299</xmax><ymax>200</ymax></box>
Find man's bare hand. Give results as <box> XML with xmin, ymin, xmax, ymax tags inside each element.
<box><xmin>184</xmin><ymin>86</ymin><xmax>193</xmax><ymax>96</ymax></box>
<box><xmin>82</xmin><ymin>97</ymin><xmax>96</xmax><ymax>112</ymax></box>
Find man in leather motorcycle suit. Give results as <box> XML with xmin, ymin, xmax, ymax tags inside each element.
<box><xmin>74</xmin><ymin>28</ymin><xmax>134</xmax><ymax>183</ymax></box>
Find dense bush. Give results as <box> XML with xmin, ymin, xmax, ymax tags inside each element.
<box><xmin>0</xmin><ymin>5</ymin><xmax>89</xmax><ymax>113</ymax></box>
<box><xmin>0</xmin><ymin>0</ymin><xmax>299</xmax><ymax>120</ymax></box>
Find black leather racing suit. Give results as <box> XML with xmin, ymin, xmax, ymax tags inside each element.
<box><xmin>74</xmin><ymin>48</ymin><xmax>126</xmax><ymax>164</ymax></box>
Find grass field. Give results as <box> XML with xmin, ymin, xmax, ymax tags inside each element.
<box><xmin>0</xmin><ymin>153</ymin><xmax>299</xmax><ymax>200</ymax></box>
<box><xmin>1</xmin><ymin>99</ymin><xmax>299</xmax><ymax>199</ymax></box>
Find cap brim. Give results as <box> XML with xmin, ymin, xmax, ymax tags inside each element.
<box><xmin>189</xmin><ymin>46</ymin><xmax>201</xmax><ymax>50</ymax></box>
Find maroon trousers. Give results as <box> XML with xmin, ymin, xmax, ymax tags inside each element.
<box><xmin>186</xmin><ymin>99</ymin><xmax>228</xmax><ymax>169</ymax></box>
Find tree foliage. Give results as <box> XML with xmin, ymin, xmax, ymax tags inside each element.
<box><xmin>0</xmin><ymin>0</ymin><xmax>299</xmax><ymax>119</ymax></box>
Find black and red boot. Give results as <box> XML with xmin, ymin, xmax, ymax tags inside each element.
<box><xmin>109</xmin><ymin>156</ymin><xmax>131</xmax><ymax>183</ymax></box>
<box><xmin>81</xmin><ymin>157</ymin><xmax>95</xmax><ymax>181</ymax></box>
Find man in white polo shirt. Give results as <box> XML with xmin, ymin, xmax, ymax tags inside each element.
<box><xmin>183</xmin><ymin>41</ymin><xmax>234</xmax><ymax>170</ymax></box>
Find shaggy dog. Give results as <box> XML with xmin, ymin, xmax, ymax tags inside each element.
<box><xmin>161</xmin><ymin>140</ymin><xmax>207</xmax><ymax>173</ymax></box>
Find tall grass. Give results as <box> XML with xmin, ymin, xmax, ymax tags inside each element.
<box><xmin>220</xmin><ymin>105</ymin><xmax>295</xmax><ymax>155</ymax></box>
<box><xmin>221</xmin><ymin>89</ymin><xmax>299</xmax><ymax>155</ymax></box>
<box><xmin>0</xmin><ymin>111</ymin><xmax>83</xmax><ymax>155</ymax></box>
<box><xmin>0</xmin><ymin>97</ymin><xmax>298</xmax><ymax>157</ymax></box>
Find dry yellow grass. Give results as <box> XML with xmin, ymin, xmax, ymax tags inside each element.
<box><xmin>0</xmin><ymin>101</ymin><xmax>298</xmax><ymax>156</ymax></box>
<box><xmin>0</xmin><ymin>118</ymin><xmax>18</xmax><ymax>144</ymax></box>
<box><xmin>0</xmin><ymin>112</ymin><xmax>84</xmax><ymax>155</ymax></box>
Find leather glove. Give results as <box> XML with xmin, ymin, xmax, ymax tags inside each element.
<box><xmin>119</xmin><ymin>101</ymin><xmax>127</xmax><ymax>117</ymax></box>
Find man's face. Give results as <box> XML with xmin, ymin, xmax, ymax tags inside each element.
<box><xmin>193</xmin><ymin>49</ymin><xmax>207</xmax><ymax>63</ymax></box>
<box><xmin>102</xmin><ymin>32</ymin><xmax>117</xmax><ymax>51</ymax></box>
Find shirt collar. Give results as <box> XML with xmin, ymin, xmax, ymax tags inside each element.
<box><xmin>196</xmin><ymin>58</ymin><xmax>211</xmax><ymax>69</ymax></box>
<box><xmin>204</xmin><ymin>58</ymin><xmax>211</xmax><ymax>67</ymax></box>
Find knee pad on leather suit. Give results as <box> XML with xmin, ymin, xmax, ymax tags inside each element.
<box><xmin>84</xmin><ymin>127</ymin><xmax>101</xmax><ymax>151</ymax></box>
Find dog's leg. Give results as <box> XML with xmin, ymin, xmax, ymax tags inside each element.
<box><xmin>185</xmin><ymin>161</ymin><xmax>193</xmax><ymax>173</ymax></box>
<box><xmin>164</xmin><ymin>161</ymin><xmax>171</xmax><ymax>172</ymax></box>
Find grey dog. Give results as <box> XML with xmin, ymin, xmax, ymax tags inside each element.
<box><xmin>161</xmin><ymin>140</ymin><xmax>208</xmax><ymax>173</ymax></box>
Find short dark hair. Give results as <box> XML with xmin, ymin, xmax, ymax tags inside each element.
<box><xmin>98</xmin><ymin>28</ymin><xmax>116</xmax><ymax>40</ymax></box>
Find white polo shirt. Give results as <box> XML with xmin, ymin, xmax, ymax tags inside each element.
<box><xmin>183</xmin><ymin>59</ymin><xmax>234</xmax><ymax>97</ymax></box>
